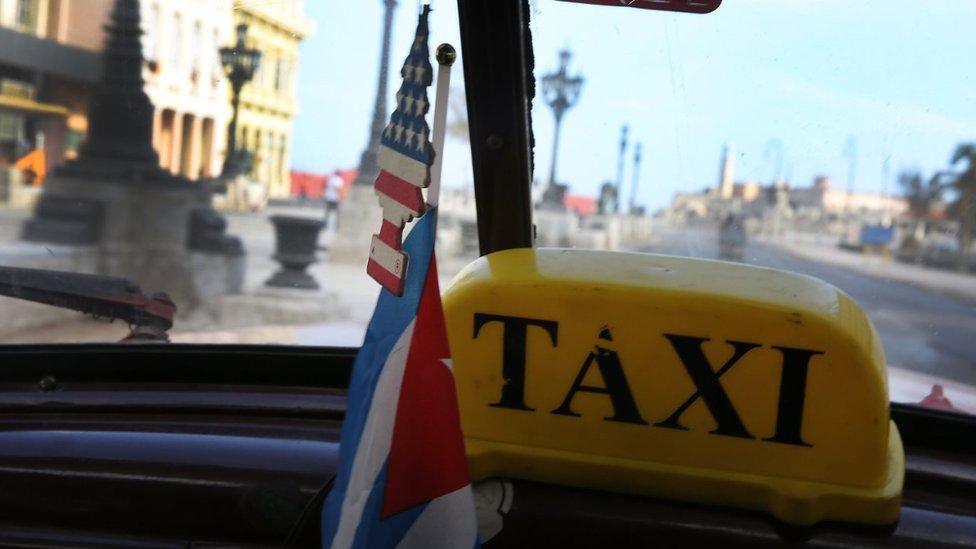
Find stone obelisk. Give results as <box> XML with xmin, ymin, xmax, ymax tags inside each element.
<box><xmin>329</xmin><ymin>0</ymin><xmax>398</xmax><ymax>264</ymax></box>
<box><xmin>22</xmin><ymin>0</ymin><xmax>244</xmax><ymax>311</ymax></box>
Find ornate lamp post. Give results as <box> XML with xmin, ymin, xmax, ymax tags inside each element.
<box><xmin>541</xmin><ymin>49</ymin><xmax>584</xmax><ymax>203</ymax></box>
<box><xmin>615</xmin><ymin>124</ymin><xmax>629</xmax><ymax>213</ymax></box>
<box><xmin>220</xmin><ymin>24</ymin><xmax>262</xmax><ymax>178</ymax></box>
<box><xmin>630</xmin><ymin>142</ymin><xmax>642</xmax><ymax>214</ymax></box>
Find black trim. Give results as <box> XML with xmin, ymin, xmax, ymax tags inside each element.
<box><xmin>0</xmin><ymin>346</ymin><xmax>972</xmax><ymax>456</ymax></box>
<box><xmin>457</xmin><ymin>0</ymin><xmax>536</xmax><ymax>255</ymax></box>
<box><xmin>0</xmin><ymin>344</ymin><xmax>356</xmax><ymax>387</ymax></box>
<box><xmin>892</xmin><ymin>402</ymin><xmax>976</xmax><ymax>455</ymax></box>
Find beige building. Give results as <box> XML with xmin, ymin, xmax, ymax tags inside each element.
<box><xmin>143</xmin><ymin>0</ymin><xmax>232</xmax><ymax>180</ymax></box>
<box><xmin>732</xmin><ymin>181</ymin><xmax>760</xmax><ymax>203</ymax></box>
<box><xmin>232</xmin><ymin>0</ymin><xmax>313</xmax><ymax>198</ymax></box>
<box><xmin>46</xmin><ymin>0</ymin><xmax>114</xmax><ymax>52</ymax></box>
<box><xmin>792</xmin><ymin>177</ymin><xmax>908</xmax><ymax>217</ymax></box>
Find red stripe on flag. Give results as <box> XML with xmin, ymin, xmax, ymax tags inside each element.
<box><xmin>367</xmin><ymin>257</ymin><xmax>406</xmax><ymax>296</ymax></box>
<box><xmin>378</xmin><ymin>220</ymin><xmax>403</xmax><ymax>251</ymax></box>
<box><xmin>382</xmin><ymin>252</ymin><xmax>471</xmax><ymax>518</ymax></box>
<box><xmin>375</xmin><ymin>170</ymin><xmax>425</xmax><ymax>214</ymax></box>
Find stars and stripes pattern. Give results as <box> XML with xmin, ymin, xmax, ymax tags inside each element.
<box><xmin>367</xmin><ymin>6</ymin><xmax>435</xmax><ymax>297</ymax></box>
<box><xmin>322</xmin><ymin>208</ymin><xmax>479</xmax><ymax>549</ymax></box>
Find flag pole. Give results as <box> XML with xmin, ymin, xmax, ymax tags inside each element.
<box><xmin>427</xmin><ymin>43</ymin><xmax>456</xmax><ymax>209</ymax></box>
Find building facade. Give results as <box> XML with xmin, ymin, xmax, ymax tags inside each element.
<box><xmin>232</xmin><ymin>1</ymin><xmax>312</xmax><ymax>199</ymax></box>
<box><xmin>791</xmin><ymin>177</ymin><xmax>908</xmax><ymax>217</ymax></box>
<box><xmin>0</xmin><ymin>0</ymin><xmax>104</xmax><ymax>177</ymax></box>
<box><xmin>142</xmin><ymin>0</ymin><xmax>232</xmax><ymax>180</ymax></box>
<box><xmin>0</xmin><ymin>0</ymin><xmax>310</xmax><ymax>194</ymax></box>
<box><xmin>0</xmin><ymin>0</ymin><xmax>234</xmax><ymax>183</ymax></box>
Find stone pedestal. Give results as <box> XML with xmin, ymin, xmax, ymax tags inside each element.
<box><xmin>180</xmin><ymin>286</ymin><xmax>347</xmax><ymax>332</ymax></box>
<box><xmin>534</xmin><ymin>209</ymin><xmax>578</xmax><ymax>248</ymax></box>
<box><xmin>329</xmin><ymin>185</ymin><xmax>382</xmax><ymax>265</ymax></box>
<box><xmin>23</xmin><ymin>171</ymin><xmax>245</xmax><ymax>313</ymax></box>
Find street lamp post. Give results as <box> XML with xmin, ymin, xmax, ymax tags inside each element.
<box><xmin>615</xmin><ymin>124</ymin><xmax>629</xmax><ymax>213</ymax></box>
<box><xmin>630</xmin><ymin>142</ymin><xmax>642</xmax><ymax>214</ymax></box>
<box><xmin>541</xmin><ymin>49</ymin><xmax>584</xmax><ymax>206</ymax></box>
<box><xmin>220</xmin><ymin>24</ymin><xmax>262</xmax><ymax>178</ymax></box>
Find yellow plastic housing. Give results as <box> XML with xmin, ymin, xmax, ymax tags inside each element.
<box><xmin>443</xmin><ymin>248</ymin><xmax>903</xmax><ymax>526</ymax></box>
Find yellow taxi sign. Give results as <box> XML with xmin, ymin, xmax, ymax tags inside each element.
<box><xmin>443</xmin><ymin>248</ymin><xmax>903</xmax><ymax>526</ymax></box>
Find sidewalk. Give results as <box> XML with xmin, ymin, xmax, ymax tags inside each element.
<box><xmin>760</xmin><ymin>235</ymin><xmax>976</xmax><ymax>303</ymax></box>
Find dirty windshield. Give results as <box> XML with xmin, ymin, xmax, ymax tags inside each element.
<box><xmin>528</xmin><ymin>0</ymin><xmax>976</xmax><ymax>414</ymax></box>
<box><xmin>0</xmin><ymin>1</ymin><xmax>973</xmax><ymax>413</ymax></box>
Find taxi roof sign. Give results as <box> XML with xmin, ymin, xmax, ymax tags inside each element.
<box><xmin>557</xmin><ymin>0</ymin><xmax>723</xmax><ymax>14</ymax></box>
<box><xmin>444</xmin><ymin>248</ymin><xmax>904</xmax><ymax>526</ymax></box>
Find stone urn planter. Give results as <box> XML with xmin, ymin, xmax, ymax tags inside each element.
<box><xmin>265</xmin><ymin>215</ymin><xmax>325</xmax><ymax>290</ymax></box>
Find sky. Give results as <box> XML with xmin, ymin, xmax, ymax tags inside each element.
<box><xmin>290</xmin><ymin>0</ymin><xmax>976</xmax><ymax>212</ymax></box>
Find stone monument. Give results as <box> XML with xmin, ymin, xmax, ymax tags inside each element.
<box><xmin>21</xmin><ymin>0</ymin><xmax>243</xmax><ymax>312</ymax></box>
<box><xmin>329</xmin><ymin>0</ymin><xmax>397</xmax><ymax>265</ymax></box>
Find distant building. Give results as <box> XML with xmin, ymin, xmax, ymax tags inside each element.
<box><xmin>2</xmin><ymin>0</ymin><xmax>315</xmax><ymax>188</ymax></box>
<box><xmin>232</xmin><ymin>1</ymin><xmax>313</xmax><ymax>199</ymax></box>
<box><xmin>0</xmin><ymin>0</ymin><xmax>233</xmax><ymax>182</ymax></box>
<box><xmin>732</xmin><ymin>181</ymin><xmax>760</xmax><ymax>203</ymax></box>
<box><xmin>790</xmin><ymin>176</ymin><xmax>907</xmax><ymax>217</ymax></box>
<box><xmin>0</xmin><ymin>0</ymin><xmax>104</xmax><ymax>173</ymax></box>
<box><xmin>667</xmin><ymin>191</ymin><xmax>712</xmax><ymax>220</ymax></box>
<box><xmin>142</xmin><ymin>0</ymin><xmax>232</xmax><ymax>180</ymax></box>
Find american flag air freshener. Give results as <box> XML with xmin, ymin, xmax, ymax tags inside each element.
<box><xmin>366</xmin><ymin>6</ymin><xmax>435</xmax><ymax>297</ymax></box>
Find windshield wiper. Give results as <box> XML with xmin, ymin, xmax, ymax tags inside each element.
<box><xmin>0</xmin><ymin>266</ymin><xmax>175</xmax><ymax>342</ymax></box>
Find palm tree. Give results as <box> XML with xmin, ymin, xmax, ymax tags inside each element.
<box><xmin>898</xmin><ymin>169</ymin><xmax>942</xmax><ymax>219</ymax></box>
<box><xmin>898</xmin><ymin>170</ymin><xmax>942</xmax><ymax>257</ymax></box>
<box><xmin>940</xmin><ymin>144</ymin><xmax>976</xmax><ymax>271</ymax></box>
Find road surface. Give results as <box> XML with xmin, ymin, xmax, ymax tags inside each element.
<box><xmin>638</xmin><ymin>227</ymin><xmax>976</xmax><ymax>387</ymax></box>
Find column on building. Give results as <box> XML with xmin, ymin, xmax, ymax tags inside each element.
<box><xmin>142</xmin><ymin>0</ymin><xmax>231</xmax><ymax>182</ymax></box>
<box><xmin>276</xmin><ymin>133</ymin><xmax>289</xmax><ymax>197</ymax></box>
<box><xmin>167</xmin><ymin>110</ymin><xmax>183</xmax><ymax>175</ymax></box>
<box><xmin>157</xmin><ymin>109</ymin><xmax>175</xmax><ymax>170</ymax></box>
<box><xmin>182</xmin><ymin>113</ymin><xmax>205</xmax><ymax>179</ymax></box>
<box><xmin>200</xmin><ymin>117</ymin><xmax>214</xmax><ymax>178</ymax></box>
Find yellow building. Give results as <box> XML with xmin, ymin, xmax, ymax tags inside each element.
<box><xmin>231</xmin><ymin>0</ymin><xmax>313</xmax><ymax>199</ymax></box>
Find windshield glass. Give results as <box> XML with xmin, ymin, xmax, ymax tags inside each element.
<box><xmin>0</xmin><ymin>0</ymin><xmax>471</xmax><ymax>346</ymax></box>
<box><xmin>0</xmin><ymin>0</ymin><xmax>972</xmax><ymax>414</ymax></box>
<box><xmin>526</xmin><ymin>0</ymin><xmax>975</xmax><ymax>414</ymax></box>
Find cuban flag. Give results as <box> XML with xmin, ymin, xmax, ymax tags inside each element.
<box><xmin>367</xmin><ymin>6</ymin><xmax>436</xmax><ymax>297</ymax></box>
<box><xmin>322</xmin><ymin>7</ymin><xmax>479</xmax><ymax>549</ymax></box>
<box><xmin>322</xmin><ymin>209</ymin><xmax>478</xmax><ymax>548</ymax></box>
